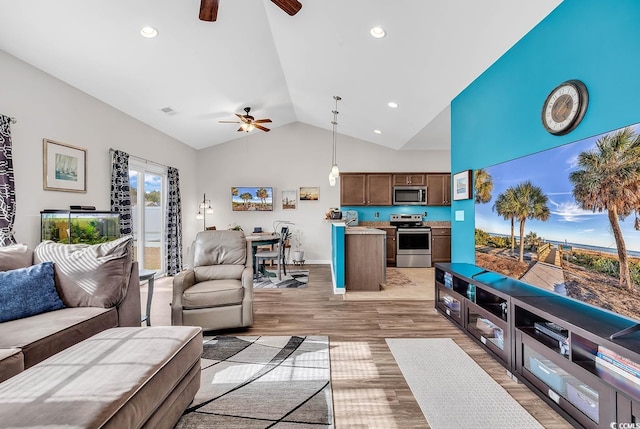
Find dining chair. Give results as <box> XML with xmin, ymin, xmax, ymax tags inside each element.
<box><xmin>255</xmin><ymin>226</ymin><xmax>288</xmax><ymax>280</ymax></box>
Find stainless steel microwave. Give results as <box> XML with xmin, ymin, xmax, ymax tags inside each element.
<box><xmin>393</xmin><ymin>186</ymin><xmax>427</xmax><ymax>205</ymax></box>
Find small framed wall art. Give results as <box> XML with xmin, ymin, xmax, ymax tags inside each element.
<box><xmin>300</xmin><ymin>187</ymin><xmax>319</xmax><ymax>201</ymax></box>
<box><xmin>282</xmin><ymin>190</ymin><xmax>297</xmax><ymax>210</ymax></box>
<box><xmin>43</xmin><ymin>139</ymin><xmax>87</xmax><ymax>193</ymax></box>
<box><xmin>452</xmin><ymin>170</ymin><xmax>472</xmax><ymax>201</ymax></box>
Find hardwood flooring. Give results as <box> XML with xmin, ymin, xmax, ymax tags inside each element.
<box><xmin>145</xmin><ymin>264</ymin><xmax>572</xmax><ymax>429</ymax></box>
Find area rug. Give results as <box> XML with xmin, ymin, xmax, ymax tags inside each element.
<box><xmin>343</xmin><ymin>267</ymin><xmax>434</xmax><ymax>301</ymax></box>
<box><xmin>386</xmin><ymin>338</ymin><xmax>543</xmax><ymax>429</ymax></box>
<box><xmin>176</xmin><ymin>335</ymin><xmax>334</xmax><ymax>428</ymax></box>
<box><xmin>253</xmin><ymin>269</ymin><xmax>309</xmax><ymax>288</ymax></box>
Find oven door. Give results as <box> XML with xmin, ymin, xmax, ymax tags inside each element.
<box><xmin>397</xmin><ymin>228</ymin><xmax>431</xmax><ymax>255</ymax></box>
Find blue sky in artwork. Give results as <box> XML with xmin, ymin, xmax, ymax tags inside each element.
<box><xmin>231</xmin><ymin>187</ymin><xmax>273</xmax><ymax>203</ymax></box>
<box><xmin>475</xmin><ymin>122</ymin><xmax>640</xmax><ymax>252</ymax></box>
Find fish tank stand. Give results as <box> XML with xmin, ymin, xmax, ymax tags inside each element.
<box><xmin>41</xmin><ymin>210</ymin><xmax>120</xmax><ymax>244</ymax></box>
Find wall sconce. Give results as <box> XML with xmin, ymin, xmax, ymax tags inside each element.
<box><xmin>196</xmin><ymin>193</ymin><xmax>214</xmax><ymax>230</ymax></box>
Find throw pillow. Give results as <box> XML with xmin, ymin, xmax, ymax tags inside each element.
<box><xmin>0</xmin><ymin>261</ymin><xmax>65</xmax><ymax>323</ymax></box>
<box><xmin>34</xmin><ymin>236</ymin><xmax>133</xmax><ymax>308</ymax></box>
<box><xmin>0</xmin><ymin>243</ymin><xmax>34</xmax><ymax>271</ymax></box>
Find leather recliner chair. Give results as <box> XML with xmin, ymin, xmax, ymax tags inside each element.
<box><xmin>171</xmin><ymin>230</ymin><xmax>253</xmax><ymax>330</ymax></box>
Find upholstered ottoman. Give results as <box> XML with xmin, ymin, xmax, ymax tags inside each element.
<box><xmin>0</xmin><ymin>326</ymin><xmax>202</xmax><ymax>428</ymax></box>
<box><xmin>0</xmin><ymin>348</ymin><xmax>23</xmax><ymax>383</ymax></box>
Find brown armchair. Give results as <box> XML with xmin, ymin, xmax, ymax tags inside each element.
<box><xmin>172</xmin><ymin>230</ymin><xmax>253</xmax><ymax>331</ymax></box>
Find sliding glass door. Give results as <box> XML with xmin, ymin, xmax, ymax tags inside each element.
<box><xmin>129</xmin><ymin>160</ymin><xmax>167</xmax><ymax>274</ymax></box>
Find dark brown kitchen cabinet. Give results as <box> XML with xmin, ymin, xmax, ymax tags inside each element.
<box><xmin>431</xmin><ymin>227</ymin><xmax>451</xmax><ymax>263</ymax></box>
<box><xmin>340</xmin><ymin>173</ymin><xmax>392</xmax><ymax>206</ymax></box>
<box><xmin>393</xmin><ymin>174</ymin><xmax>426</xmax><ymax>186</ymax></box>
<box><xmin>379</xmin><ymin>226</ymin><xmax>396</xmax><ymax>266</ymax></box>
<box><xmin>427</xmin><ymin>174</ymin><xmax>451</xmax><ymax>206</ymax></box>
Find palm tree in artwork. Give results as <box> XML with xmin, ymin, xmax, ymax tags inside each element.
<box><xmin>240</xmin><ymin>192</ymin><xmax>253</xmax><ymax>207</ymax></box>
<box><xmin>256</xmin><ymin>188</ymin><xmax>269</xmax><ymax>207</ymax></box>
<box><xmin>569</xmin><ymin>127</ymin><xmax>640</xmax><ymax>290</ymax></box>
<box><xmin>493</xmin><ymin>187</ymin><xmax>518</xmax><ymax>253</ymax></box>
<box><xmin>474</xmin><ymin>168</ymin><xmax>493</xmax><ymax>204</ymax></box>
<box><xmin>510</xmin><ymin>181</ymin><xmax>550</xmax><ymax>262</ymax></box>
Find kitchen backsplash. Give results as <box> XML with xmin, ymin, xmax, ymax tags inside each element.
<box><xmin>340</xmin><ymin>205</ymin><xmax>451</xmax><ymax>222</ymax></box>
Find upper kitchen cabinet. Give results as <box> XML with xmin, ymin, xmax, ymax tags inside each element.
<box><xmin>340</xmin><ymin>173</ymin><xmax>392</xmax><ymax>206</ymax></box>
<box><xmin>393</xmin><ymin>174</ymin><xmax>426</xmax><ymax>186</ymax></box>
<box><xmin>427</xmin><ymin>174</ymin><xmax>451</xmax><ymax>206</ymax></box>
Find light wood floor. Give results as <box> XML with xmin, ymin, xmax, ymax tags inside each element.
<box><xmin>143</xmin><ymin>265</ymin><xmax>572</xmax><ymax>429</ymax></box>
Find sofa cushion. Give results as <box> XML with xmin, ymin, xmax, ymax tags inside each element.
<box><xmin>0</xmin><ymin>306</ymin><xmax>117</xmax><ymax>369</ymax></box>
<box><xmin>0</xmin><ymin>348</ymin><xmax>24</xmax><ymax>383</ymax></box>
<box><xmin>0</xmin><ymin>261</ymin><xmax>65</xmax><ymax>323</ymax></box>
<box><xmin>34</xmin><ymin>236</ymin><xmax>133</xmax><ymax>308</ymax></box>
<box><xmin>0</xmin><ymin>243</ymin><xmax>33</xmax><ymax>271</ymax></box>
<box><xmin>182</xmin><ymin>278</ymin><xmax>245</xmax><ymax>308</ymax></box>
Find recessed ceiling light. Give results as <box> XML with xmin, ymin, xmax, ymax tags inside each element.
<box><xmin>374</xmin><ymin>129</ymin><xmax>382</xmax><ymax>134</ymax></box>
<box><xmin>388</xmin><ymin>102</ymin><xmax>398</xmax><ymax>108</ymax></box>
<box><xmin>140</xmin><ymin>26</ymin><xmax>158</xmax><ymax>38</ymax></box>
<box><xmin>370</xmin><ymin>26</ymin><xmax>386</xmax><ymax>39</ymax></box>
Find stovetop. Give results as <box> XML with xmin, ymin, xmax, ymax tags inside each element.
<box><xmin>389</xmin><ymin>213</ymin><xmax>430</xmax><ymax>228</ymax></box>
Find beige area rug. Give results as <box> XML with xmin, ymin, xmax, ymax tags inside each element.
<box><xmin>343</xmin><ymin>267</ymin><xmax>435</xmax><ymax>301</ymax></box>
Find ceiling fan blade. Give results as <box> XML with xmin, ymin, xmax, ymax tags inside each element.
<box><xmin>199</xmin><ymin>0</ymin><xmax>219</xmax><ymax>21</ymax></box>
<box><xmin>254</xmin><ymin>119</ymin><xmax>272</xmax><ymax>124</ymax></box>
<box><xmin>237</xmin><ymin>127</ymin><xmax>244</xmax><ymax>132</ymax></box>
<box><xmin>254</xmin><ymin>124</ymin><xmax>271</xmax><ymax>132</ymax></box>
<box><xmin>272</xmin><ymin>0</ymin><xmax>302</xmax><ymax>16</ymax></box>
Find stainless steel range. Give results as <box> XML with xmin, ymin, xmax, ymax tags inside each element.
<box><xmin>390</xmin><ymin>214</ymin><xmax>432</xmax><ymax>268</ymax></box>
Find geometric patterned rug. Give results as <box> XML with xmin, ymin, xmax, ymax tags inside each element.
<box><xmin>175</xmin><ymin>335</ymin><xmax>334</xmax><ymax>428</ymax></box>
<box><xmin>253</xmin><ymin>269</ymin><xmax>309</xmax><ymax>289</ymax></box>
<box><xmin>386</xmin><ymin>338</ymin><xmax>543</xmax><ymax>429</ymax></box>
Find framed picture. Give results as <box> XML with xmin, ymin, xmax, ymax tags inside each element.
<box><xmin>282</xmin><ymin>189</ymin><xmax>297</xmax><ymax>210</ymax></box>
<box><xmin>43</xmin><ymin>139</ymin><xmax>87</xmax><ymax>193</ymax></box>
<box><xmin>231</xmin><ymin>186</ymin><xmax>273</xmax><ymax>211</ymax></box>
<box><xmin>452</xmin><ymin>170</ymin><xmax>472</xmax><ymax>200</ymax></box>
<box><xmin>299</xmin><ymin>187</ymin><xmax>319</xmax><ymax>201</ymax></box>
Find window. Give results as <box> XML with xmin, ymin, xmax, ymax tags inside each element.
<box><xmin>129</xmin><ymin>160</ymin><xmax>167</xmax><ymax>273</ymax></box>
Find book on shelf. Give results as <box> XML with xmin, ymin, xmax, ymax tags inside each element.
<box><xmin>595</xmin><ymin>355</ymin><xmax>640</xmax><ymax>384</ymax></box>
<box><xmin>597</xmin><ymin>345</ymin><xmax>640</xmax><ymax>373</ymax></box>
<box><xmin>596</xmin><ymin>351</ymin><xmax>640</xmax><ymax>378</ymax></box>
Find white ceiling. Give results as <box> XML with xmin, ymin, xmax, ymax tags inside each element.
<box><xmin>0</xmin><ymin>0</ymin><xmax>561</xmax><ymax>151</ymax></box>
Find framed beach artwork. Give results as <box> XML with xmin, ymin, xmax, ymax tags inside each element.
<box><xmin>474</xmin><ymin>121</ymin><xmax>640</xmax><ymax>323</ymax></box>
<box><xmin>282</xmin><ymin>190</ymin><xmax>297</xmax><ymax>210</ymax></box>
<box><xmin>43</xmin><ymin>139</ymin><xmax>87</xmax><ymax>193</ymax></box>
<box><xmin>299</xmin><ymin>187</ymin><xmax>319</xmax><ymax>201</ymax></box>
<box><xmin>452</xmin><ymin>170</ymin><xmax>472</xmax><ymax>200</ymax></box>
<box><xmin>231</xmin><ymin>186</ymin><xmax>273</xmax><ymax>211</ymax></box>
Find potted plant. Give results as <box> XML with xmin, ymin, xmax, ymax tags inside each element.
<box><xmin>292</xmin><ymin>229</ymin><xmax>304</xmax><ymax>263</ymax></box>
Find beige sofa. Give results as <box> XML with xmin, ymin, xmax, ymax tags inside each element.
<box><xmin>0</xmin><ymin>238</ymin><xmax>141</xmax><ymax>382</ymax></box>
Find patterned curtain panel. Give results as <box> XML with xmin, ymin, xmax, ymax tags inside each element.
<box><xmin>0</xmin><ymin>115</ymin><xmax>16</xmax><ymax>246</ymax></box>
<box><xmin>110</xmin><ymin>150</ymin><xmax>133</xmax><ymax>237</ymax></box>
<box><xmin>166</xmin><ymin>167</ymin><xmax>182</xmax><ymax>275</ymax></box>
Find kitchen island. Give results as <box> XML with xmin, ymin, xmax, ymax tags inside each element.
<box><xmin>344</xmin><ymin>226</ymin><xmax>386</xmax><ymax>291</ymax></box>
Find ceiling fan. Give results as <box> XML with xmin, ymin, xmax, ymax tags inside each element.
<box><xmin>199</xmin><ymin>0</ymin><xmax>302</xmax><ymax>22</ymax></box>
<box><xmin>219</xmin><ymin>107</ymin><xmax>272</xmax><ymax>133</ymax></box>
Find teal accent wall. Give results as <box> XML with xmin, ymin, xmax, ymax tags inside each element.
<box><xmin>340</xmin><ymin>206</ymin><xmax>450</xmax><ymax>223</ymax></box>
<box><xmin>331</xmin><ymin>223</ymin><xmax>345</xmax><ymax>291</ymax></box>
<box><xmin>451</xmin><ymin>0</ymin><xmax>640</xmax><ymax>262</ymax></box>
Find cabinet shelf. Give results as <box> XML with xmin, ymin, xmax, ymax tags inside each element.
<box><xmin>435</xmin><ymin>262</ymin><xmax>640</xmax><ymax>428</ymax></box>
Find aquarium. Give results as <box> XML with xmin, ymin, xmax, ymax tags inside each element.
<box><xmin>41</xmin><ymin>210</ymin><xmax>120</xmax><ymax>244</ymax></box>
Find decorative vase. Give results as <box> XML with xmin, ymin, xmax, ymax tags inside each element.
<box><xmin>293</xmin><ymin>250</ymin><xmax>304</xmax><ymax>262</ymax></box>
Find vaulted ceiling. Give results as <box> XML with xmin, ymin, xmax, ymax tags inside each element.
<box><xmin>0</xmin><ymin>0</ymin><xmax>561</xmax><ymax>150</ymax></box>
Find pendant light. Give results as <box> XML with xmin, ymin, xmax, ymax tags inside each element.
<box><xmin>329</xmin><ymin>95</ymin><xmax>341</xmax><ymax>186</ymax></box>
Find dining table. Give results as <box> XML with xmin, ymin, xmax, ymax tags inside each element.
<box><xmin>245</xmin><ymin>232</ymin><xmax>280</xmax><ymax>276</ymax></box>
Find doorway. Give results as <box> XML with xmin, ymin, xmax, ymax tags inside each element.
<box><xmin>129</xmin><ymin>160</ymin><xmax>167</xmax><ymax>274</ymax></box>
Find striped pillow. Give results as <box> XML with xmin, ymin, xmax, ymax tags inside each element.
<box><xmin>34</xmin><ymin>236</ymin><xmax>133</xmax><ymax>308</ymax></box>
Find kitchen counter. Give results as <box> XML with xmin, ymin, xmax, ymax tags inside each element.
<box><xmin>345</xmin><ymin>226</ymin><xmax>386</xmax><ymax>235</ymax></box>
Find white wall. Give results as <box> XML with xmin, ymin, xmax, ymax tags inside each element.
<box><xmin>0</xmin><ymin>50</ymin><xmax>199</xmax><ymax>250</ymax></box>
<box><xmin>195</xmin><ymin>122</ymin><xmax>450</xmax><ymax>263</ymax></box>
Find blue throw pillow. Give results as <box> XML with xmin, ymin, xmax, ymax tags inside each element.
<box><xmin>0</xmin><ymin>261</ymin><xmax>65</xmax><ymax>323</ymax></box>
